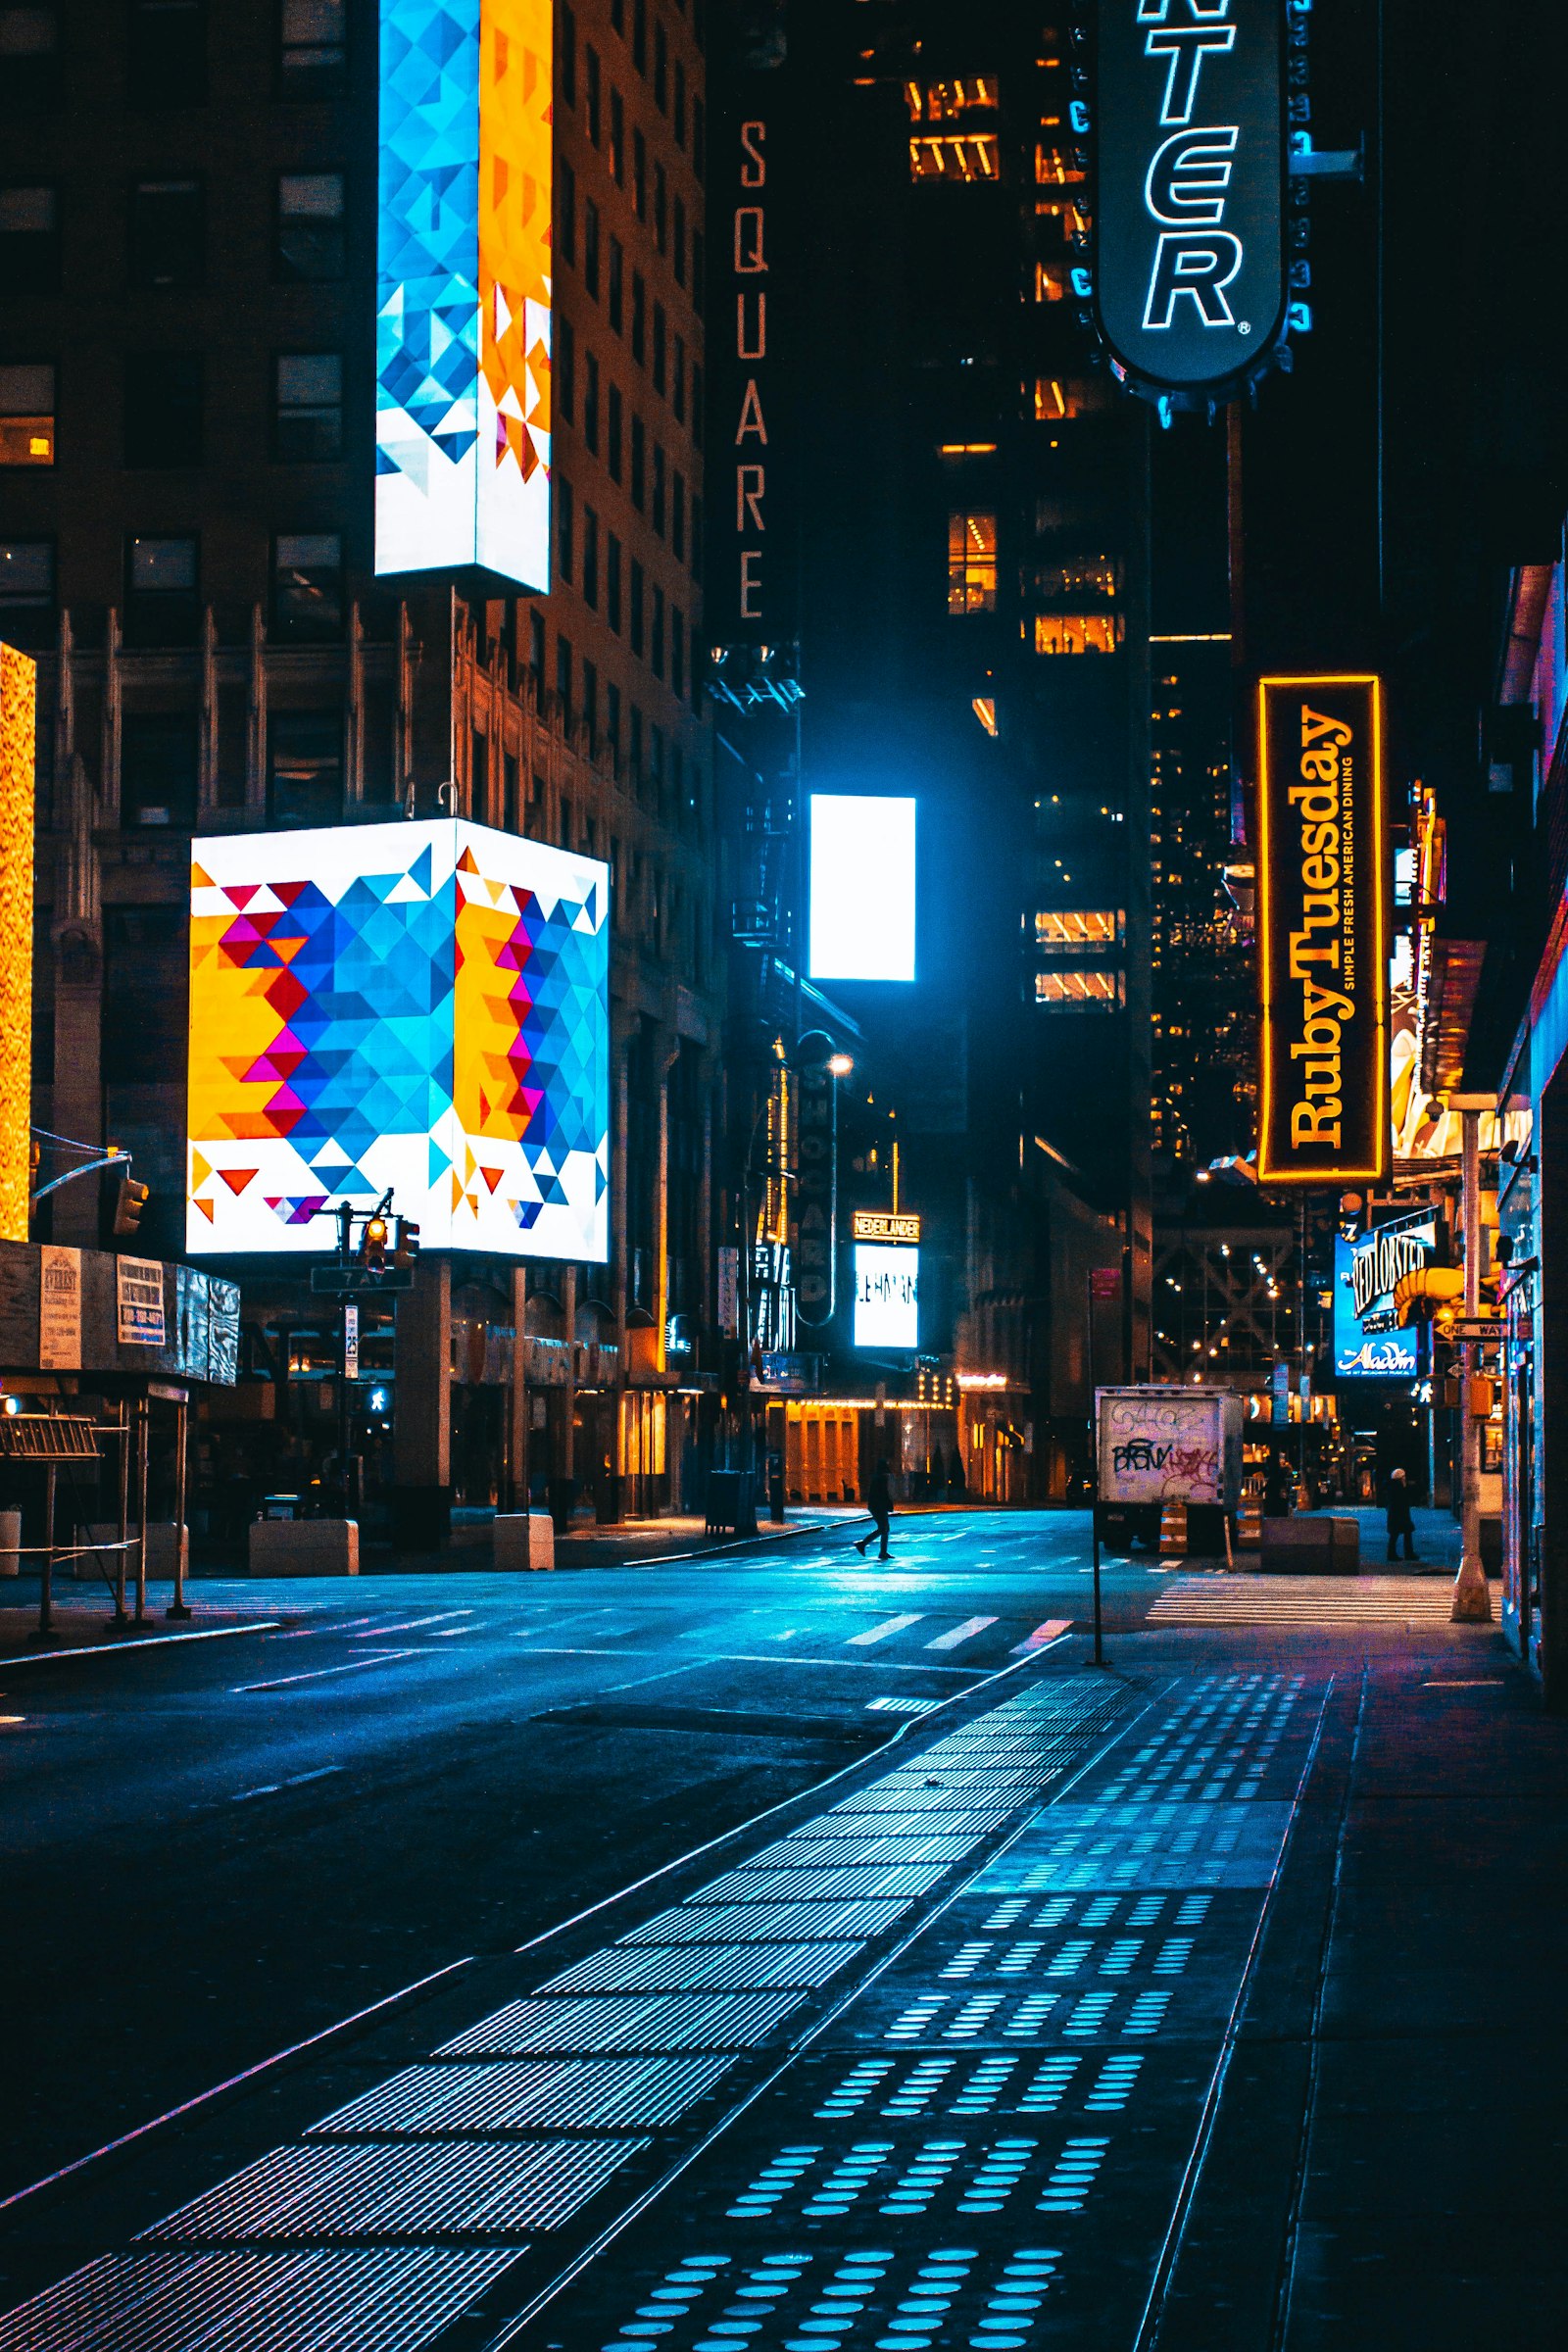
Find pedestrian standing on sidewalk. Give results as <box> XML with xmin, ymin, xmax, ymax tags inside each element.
<box><xmin>1262</xmin><ymin>1451</ymin><xmax>1294</xmax><ymax>1518</ymax></box>
<box><xmin>856</xmin><ymin>1457</ymin><xmax>894</xmax><ymax>1560</ymax></box>
<box><xmin>1385</xmin><ymin>1465</ymin><xmax>1419</xmax><ymax>1562</ymax></box>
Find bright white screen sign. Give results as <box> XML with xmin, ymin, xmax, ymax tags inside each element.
<box><xmin>809</xmin><ymin>794</ymin><xmax>915</xmax><ymax>982</ymax></box>
<box><xmin>854</xmin><ymin>1243</ymin><xmax>919</xmax><ymax>1350</ymax></box>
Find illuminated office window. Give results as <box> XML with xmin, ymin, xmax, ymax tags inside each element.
<box><xmin>948</xmin><ymin>511</ymin><xmax>997</xmax><ymax>614</ymax></box>
<box><xmin>1034</xmin><ymin>373</ymin><xmax>1110</xmax><ymax>421</ymax></box>
<box><xmin>1033</xmin><ymin>611</ymin><xmax>1124</xmax><ymax>655</ymax></box>
<box><xmin>1034</xmin><ymin>555</ymin><xmax>1122</xmax><ymax>601</ymax></box>
<box><xmin>906</xmin><ymin>77</ymin><xmax>1000</xmax><ymax>121</ymax></box>
<box><xmin>1035</xmin><ymin>263</ymin><xmax>1066</xmax><ymax>303</ymax></box>
<box><xmin>0</xmin><ymin>362</ymin><xmax>54</xmax><ymax>465</ymax></box>
<box><xmin>910</xmin><ymin>133</ymin><xmax>1000</xmax><ymax>182</ymax></box>
<box><xmin>1034</xmin><ymin>969</ymin><xmax>1123</xmax><ymax>1006</ymax></box>
<box><xmin>1034</xmin><ymin>909</ymin><xmax>1122</xmax><ymax>950</ymax></box>
<box><xmin>279</xmin><ymin>0</ymin><xmax>345</xmax><ymax>93</ymax></box>
<box><xmin>1035</xmin><ymin>145</ymin><xmax>1086</xmax><ymax>185</ymax></box>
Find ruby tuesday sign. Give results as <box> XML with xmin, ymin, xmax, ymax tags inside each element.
<box><xmin>1094</xmin><ymin>0</ymin><xmax>1287</xmax><ymax>397</ymax></box>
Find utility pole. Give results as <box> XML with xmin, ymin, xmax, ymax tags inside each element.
<box><xmin>1450</xmin><ymin>1100</ymin><xmax>1493</xmax><ymax>1622</ymax></box>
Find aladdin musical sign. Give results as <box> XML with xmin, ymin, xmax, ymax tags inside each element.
<box><xmin>1094</xmin><ymin>0</ymin><xmax>1288</xmax><ymax>398</ymax></box>
<box><xmin>1257</xmin><ymin>675</ymin><xmax>1389</xmax><ymax>1185</ymax></box>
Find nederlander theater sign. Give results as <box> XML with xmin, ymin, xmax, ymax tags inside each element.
<box><xmin>1256</xmin><ymin>674</ymin><xmax>1389</xmax><ymax>1185</ymax></box>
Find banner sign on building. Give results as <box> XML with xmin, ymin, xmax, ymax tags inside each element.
<box><xmin>1256</xmin><ymin>675</ymin><xmax>1389</xmax><ymax>1185</ymax></box>
<box><xmin>374</xmin><ymin>0</ymin><xmax>552</xmax><ymax>586</ymax></box>
<box><xmin>852</xmin><ymin>1210</ymin><xmax>921</xmax><ymax>1245</ymax></box>
<box><xmin>38</xmin><ymin>1244</ymin><xmax>81</xmax><ymax>1371</ymax></box>
<box><xmin>0</xmin><ymin>645</ymin><xmax>34</xmax><ymax>1245</ymax></box>
<box><xmin>1333</xmin><ymin>1213</ymin><xmax>1436</xmax><ymax>1379</ymax></box>
<box><xmin>792</xmin><ymin>1061</ymin><xmax>835</xmax><ymax>1329</ymax></box>
<box><xmin>116</xmin><ymin>1256</ymin><xmax>167</xmax><ymax>1347</ymax></box>
<box><xmin>1094</xmin><ymin>0</ymin><xmax>1288</xmax><ymax>400</ymax></box>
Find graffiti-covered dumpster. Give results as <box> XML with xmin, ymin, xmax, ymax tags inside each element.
<box><xmin>1094</xmin><ymin>1386</ymin><xmax>1245</xmax><ymax>1555</ymax></box>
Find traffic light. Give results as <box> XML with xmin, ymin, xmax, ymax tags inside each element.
<box><xmin>393</xmin><ymin>1217</ymin><xmax>421</xmax><ymax>1268</ymax></box>
<box><xmin>362</xmin><ymin>1212</ymin><xmax>389</xmax><ymax>1271</ymax></box>
<box><xmin>113</xmin><ymin>1173</ymin><xmax>150</xmax><ymax>1237</ymax></box>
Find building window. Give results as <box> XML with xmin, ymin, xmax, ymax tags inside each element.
<box><xmin>1036</xmin><ymin>145</ymin><xmax>1087</xmax><ymax>186</ymax></box>
<box><xmin>558</xmin><ymin>157</ymin><xmax>576</xmax><ymax>268</ymax></box>
<box><xmin>582</xmin><ymin>196</ymin><xmax>599</xmax><ymax>298</ymax></box>
<box><xmin>581</xmin><ymin>503</ymin><xmax>599</xmax><ymax>608</ymax></box>
<box><xmin>1033</xmin><ymin>373</ymin><xmax>1111</xmax><ymax>421</ymax></box>
<box><xmin>610</xmin><ymin>86</ymin><xmax>624</xmax><ymax>182</ymax></box>
<box><xmin>1035</xmin><ymin>910</ymin><xmax>1122</xmax><ymax>956</ymax></box>
<box><xmin>556</xmin><ymin>635</ymin><xmax>573</xmax><ymax>729</ymax></box>
<box><xmin>690</xmin><ymin>491</ymin><xmax>703</xmax><ymax>582</ymax></box>
<box><xmin>561</xmin><ymin>4</ymin><xmax>576</xmax><ymax>103</ymax></box>
<box><xmin>469</xmin><ymin>726</ymin><xmax>488</xmax><ymax>815</ymax></box>
<box><xmin>125</xmin><ymin>532</ymin><xmax>198</xmax><ymax>645</ymax></box>
<box><xmin>1034</xmin><ymin>969</ymin><xmax>1123</xmax><ymax>1007</ymax></box>
<box><xmin>654</xmin><ymin>161</ymin><xmax>666</xmax><ymax>253</ymax></box>
<box><xmin>906</xmin><ymin>77</ymin><xmax>1000</xmax><ymax>122</ymax></box>
<box><xmin>275</xmin><ymin>172</ymin><xmax>345</xmax><ymax>280</ymax></box>
<box><xmin>1033</xmin><ymin>611</ymin><xmax>1125</xmax><ymax>655</ymax></box>
<box><xmin>0</xmin><ymin>537</ymin><xmax>54</xmax><ymax>624</ymax></box>
<box><xmin>606</xmin><ymin>680</ymin><xmax>621</xmax><ymax>760</ymax></box>
<box><xmin>608</xmin><ymin>234</ymin><xmax>623</xmax><ymax>331</ymax></box>
<box><xmin>583</xmin><ymin>349</ymin><xmax>600</xmax><ymax>452</ymax></box>
<box><xmin>529</xmin><ymin>607</ymin><xmax>545</xmax><ymax>685</ymax></box>
<box><xmin>629</xmin><ymin>704</ymin><xmax>643</xmax><ymax>778</ymax></box>
<box><xmin>910</xmin><ymin>134</ymin><xmax>1000</xmax><ymax>182</ymax></box>
<box><xmin>671</xmin><ymin>469</ymin><xmax>685</xmax><ymax>560</ymax></box>
<box><xmin>0</xmin><ymin>362</ymin><xmax>53</xmax><ymax>466</ymax></box>
<box><xmin>653</xmin><ymin>14</ymin><xmax>666</xmax><ymax>108</ymax></box>
<box><xmin>1034</xmin><ymin>262</ymin><xmax>1066</xmax><ymax>303</ymax></box>
<box><xmin>1033</xmin><ymin>555</ymin><xmax>1122</xmax><ymax>601</ymax></box>
<box><xmin>129</xmin><ymin>0</ymin><xmax>205</xmax><ymax>108</ymax></box>
<box><xmin>631</xmin><ymin>270</ymin><xmax>646</xmax><ymax>364</ymax></box>
<box><xmin>632</xmin><ymin>127</ymin><xmax>646</xmax><ymax>219</ymax></box>
<box><xmin>607</xmin><ymin>531</ymin><xmax>622</xmax><ymax>631</ymax></box>
<box><xmin>674</xmin><ymin>57</ymin><xmax>686</xmax><ymax>145</ymax></box>
<box><xmin>272</xmin><ymin>530</ymin><xmax>342</xmax><ymax>638</ymax></box>
<box><xmin>671</xmin><ymin>332</ymin><xmax>685</xmax><ymax>422</ymax></box>
<box><xmin>124</xmin><ymin>352</ymin><xmax>203</xmax><ymax>467</ymax></box>
<box><xmin>693</xmin><ymin>91</ymin><xmax>705</xmax><ymax>178</ymax></box>
<box><xmin>690</xmin><ymin>359</ymin><xmax>703</xmax><ymax>438</ymax></box>
<box><xmin>557</xmin><ymin>315</ymin><xmax>575</xmax><ymax>423</ymax></box>
<box><xmin>0</xmin><ymin>3</ymin><xmax>61</xmax><ymax>112</ymax></box>
<box><xmin>947</xmin><ymin>511</ymin><xmax>997</xmax><ymax>613</ymax></box>
<box><xmin>632</xmin><ymin>0</ymin><xmax>646</xmax><ymax>73</ymax></box>
<box><xmin>652</xmin><ymin>300</ymin><xmax>666</xmax><ymax>394</ymax></box>
<box><xmin>652</xmin><ymin>443</ymin><xmax>666</xmax><ymax>536</ymax></box>
<box><xmin>0</xmin><ymin>183</ymin><xmax>58</xmax><ymax>294</ymax></box>
<box><xmin>691</xmin><ymin>226</ymin><xmax>704</xmax><ymax>306</ymax></box>
<box><xmin>672</xmin><ymin>192</ymin><xmax>686</xmax><ymax>285</ymax></box>
<box><xmin>270</xmin><ymin>710</ymin><xmax>343</xmax><ymax>827</ymax></box>
<box><xmin>279</xmin><ymin>0</ymin><xmax>345</xmax><ymax>93</ymax></box>
<box><xmin>557</xmin><ymin>475</ymin><xmax>573</xmax><ymax>581</ymax></box>
<box><xmin>130</xmin><ymin>177</ymin><xmax>204</xmax><ymax>287</ymax></box>
<box><xmin>630</xmin><ymin>414</ymin><xmax>645</xmax><ymax>509</ymax></box>
<box><xmin>581</xmin><ymin>658</ymin><xmax>597</xmax><ymax>753</ymax></box>
<box><xmin>121</xmin><ymin>710</ymin><xmax>197</xmax><ymax>829</ymax></box>
<box><xmin>629</xmin><ymin>558</ymin><xmax>644</xmax><ymax>656</ymax></box>
<box><xmin>585</xmin><ymin>40</ymin><xmax>601</xmax><ymax>143</ymax></box>
<box><xmin>607</xmin><ymin>381</ymin><xmax>622</xmax><ymax>478</ymax></box>
<box><xmin>274</xmin><ymin>353</ymin><xmax>343</xmax><ymax>461</ymax></box>
<box><xmin>651</xmin><ymin>583</ymin><xmax>665</xmax><ymax>677</ymax></box>
<box><xmin>559</xmin><ymin>792</ymin><xmax>573</xmax><ymax>851</ymax></box>
<box><xmin>671</xmin><ymin>607</ymin><xmax>684</xmax><ymax>699</ymax></box>
<box><xmin>503</xmin><ymin>747</ymin><xmax>519</xmax><ymax>831</ymax></box>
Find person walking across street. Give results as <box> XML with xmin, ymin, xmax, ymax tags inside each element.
<box><xmin>1385</xmin><ymin>1465</ymin><xmax>1419</xmax><ymax>1562</ymax></box>
<box><xmin>856</xmin><ymin>1457</ymin><xmax>894</xmax><ymax>1560</ymax></box>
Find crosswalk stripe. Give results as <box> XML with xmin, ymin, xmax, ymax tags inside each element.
<box><xmin>1149</xmin><ymin>1575</ymin><xmax>1457</xmax><ymax>1625</ymax></box>
<box><xmin>847</xmin><ymin>1612</ymin><xmax>924</xmax><ymax>1647</ymax></box>
<box><xmin>925</xmin><ymin>1614</ymin><xmax>999</xmax><ymax>1651</ymax></box>
<box><xmin>1012</xmin><ymin>1619</ymin><xmax>1072</xmax><ymax>1654</ymax></box>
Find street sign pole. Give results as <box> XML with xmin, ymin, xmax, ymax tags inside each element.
<box><xmin>1092</xmin><ymin>1485</ymin><xmax>1104</xmax><ymax>1668</ymax></box>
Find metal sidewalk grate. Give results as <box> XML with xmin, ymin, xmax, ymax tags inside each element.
<box><xmin>694</xmin><ymin>1862</ymin><xmax>950</xmax><ymax>1905</ymax></box>
<box><xmin>0</xmin><ymin>2248</ymin><xmax>518</xmax><ymax>2352</ymax></box>
<box><xmin>622</xmin><ymin>1897</ymin><xmax>914</xmax><ymax>1946</ymax></box>
<box><xmin>138</xmin><ymin>2136</ymin><xmax>648</xmax><ymax>2246</ymax></box>
<box><xmin>437</xmin><ymin>1989</ymin><xmax>808</xmax><ymax>2057</ymax></box>
<box><xmin>313</xmin><ymin>2054</ymin><xmax>736</xmax><ymax>2138</ymax></box>
<box><xmin>538</xmin><ymin>1940</ymin><xmax>864</xmax><ymax>1996</ymax></box>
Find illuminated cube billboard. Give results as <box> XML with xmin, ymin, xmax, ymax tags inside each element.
<box><xmin>854</xmin><ymin>1244</ymin><xmax>919</xmax><ymax>1350</ymax></box>
<box><xmin>375</xmin><ymin>0</ymin><xmax>552</xmax><ymax>586</ymax></box>
<box><xmin>187</xmin><ymin>821</ymin><xmax>609</xmax><ymax>1260</ymax></box>
<box><xmin>809</xmin><ymin>795</ymin><xmax>916</xmax><ymax>982</ymax></box>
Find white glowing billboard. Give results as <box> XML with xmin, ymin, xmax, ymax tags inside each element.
<box><xmin>809</xmin><ymin>794</ymin><xmax>916</xmax><ymax>982</ymax></box>
<box><xmin>854</xmin><ymin>1243</ymin><xmax>919</xmax><ymax>1350</ymax></box>
<box><xmin>187</xmin><ymin>820</ymin><xmax>609</xmax><ymax>1260</ymax></box>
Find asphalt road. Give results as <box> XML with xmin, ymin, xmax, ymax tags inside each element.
<box><xmin>0</xmin><ymin>1508</ymin><xmax>1150</xmax><ymax>2203</ymax></box>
